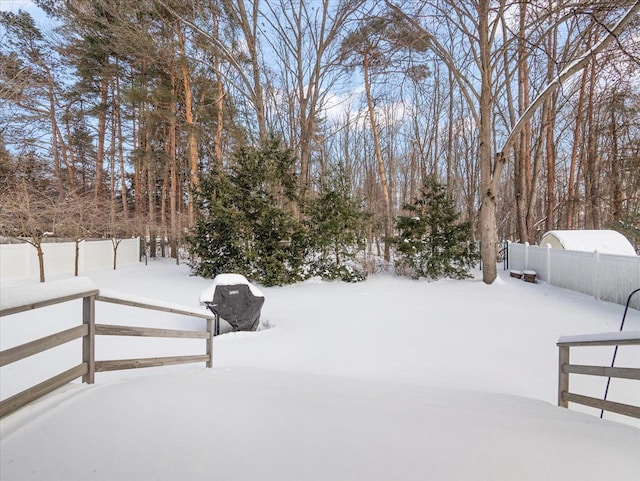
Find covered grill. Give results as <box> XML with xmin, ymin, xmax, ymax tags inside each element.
<box><xmin>199</xmin><ymin>274</ymin><xmax>265</xmax><ymax>335</ymax></box>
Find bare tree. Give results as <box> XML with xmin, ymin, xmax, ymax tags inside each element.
<box><xmin>261</xmin><ymin>0</ymin><xmax>363</xmax><ymax>197</ymax></box>
<box><xmin>498</xmin><ymin>1</ymin><xmax>640</xmax><ymax>158</ymax></box>
<box><xmin>94</xmin><ymin>203</ymin><xmax>136</xmax><ymax>270</ymax></box>
<box><xmin>0</xmin><ymin>181</ymin><xmax>64</xmax><ymax>282</ymax></box>
<box><xmin>340</xmin><ymin>16</ymin><xmax>409</xmax><ymax>263</ymax></box>
<box><xmin>0</xmin><ymin>11</ymin><xmax>74</xmax><ymax>196</ymax></box>
<box><xmin>388</xmin><ymin>0</ymin><xmax>640</xmax><ymax>283</ymax></box>
<box><xmin>59</xmin><ymin>194</ymin><xmax>99</xmax><ymax>276</ymax></box>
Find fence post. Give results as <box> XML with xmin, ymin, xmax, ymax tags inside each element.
<box><xmin>524</xmin><ymin>242</ymin><xmax>529</xmax><ymax>270</ymax></box>
<box><xmin>82</xmin><ymin>294</ymin><xmax>95</xmax><ymax>384</ymax></box>
<box><xmin>546</xmin><ymin>244</ymin><xmax>551</xmax><ymax>285</ymax></box>
<box><xmin>504</xmin><ymin>241</ymin><xmax>511</xmax><ymax>271</ymax></box>
<box><xmin>206</xmin><ymin>318</ymin><xmax>213</xmax><ymax>368</ymax></box>
<box><xmin>593</xmin><ymin>250</ymin><xmax>600</xmax><ymax>300</ymax></box>
<box><xmin>558</xmin><ymin>344</ymin><xmax>569</xmax><ymax>408</ymax></box>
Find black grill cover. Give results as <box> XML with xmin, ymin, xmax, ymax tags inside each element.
<box><xmin>208</xmin><ymin>283</ymin><xmax>265</xmax><ymax>331</ymax></box>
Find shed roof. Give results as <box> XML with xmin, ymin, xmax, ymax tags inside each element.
<box><xmin>540</xmin><ymin>230</ymin><xmax>637</xmax><ymax>256</ymax></box>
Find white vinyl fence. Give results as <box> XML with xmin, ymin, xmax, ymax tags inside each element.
<box><xmin>508</xmin><ymin>243</ymin><xmax>640</xmax><ymax>310</ymax></box>
<box><xmin>0</xmin><ymin>238</ymin><xmax>140</xmax><ymax>281</ymax></box>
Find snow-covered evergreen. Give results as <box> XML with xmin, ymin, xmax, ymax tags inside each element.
<box><xmin>395</xmin><ymin>177</ymin><xmax>478</xmax><ymax>279</ymax></box>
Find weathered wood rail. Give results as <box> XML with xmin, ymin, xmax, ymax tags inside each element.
<box><xmin>557</xmin><ymin>332</ymin><xmax>640</xmax><ymax>419</ymax></box>
<box><xmin>0</xmin><ymin>280</ymin><xmax>215</xmax><ymax>418</ymax></box>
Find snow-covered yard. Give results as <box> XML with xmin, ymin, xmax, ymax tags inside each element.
<box><xmin>1</xmin><ymin>260</ymin><xmax>639</xmax><ymax>480</ymax></box>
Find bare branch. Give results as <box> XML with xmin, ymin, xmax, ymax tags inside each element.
<box><xmin>498</xmin><ymin>0</ymin><xmax>640</xmax><ymax>159</ymax></box>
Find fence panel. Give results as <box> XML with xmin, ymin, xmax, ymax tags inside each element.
<box><xmin>557</xmin><ymin>333</ymin><xmax>640</xmax><ymax>420</ymax></box>
<box><xmin>508</xmin><ymin>242</ymin><xmax>527</xmax><ymax>270</ymax></box>
<box><xmin>0</xmin><ymin>238</ymin><xmax>140</xmax><ymax>280</ymax></box>
<box><xmin>84</xmin><ymin>240</ymin><xmax>117</xmax><ymax>271</ymax></box>
<box><xmin>42</xmin><ymin>243</ymin><xmax>77</xmax><ymax>276</ymax></box>
<box><xmin>0</xmin><ymin>244</ymin><xmax>36</xmax><ymax>279</ymax></box>
<box><xmin>526</xmin><ymin>245</ymin><xmax>549</xmax><ymax>280</ymax></box>
<box><xmin>598</xmin><ymin>253</ymin><xmax>640</xmax><ymax>307</ymax></box>
<box><xmin>548</xmin><ymin>249</ymin><xmax>596</xmax><ymax>296</ymax></box>
<box><xmin>509</xmin><ymin>243</ymin><xmax>640</xmax><ymax>310</ymax></box>
<box><xmin>1</xmin><ymin>280</ymin><xmax>214</xmax><ymax>418</ymax></box>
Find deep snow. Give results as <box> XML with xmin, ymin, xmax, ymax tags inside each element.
<box><xmin>1</xmin><ymin>260</ymin><xmax>639</xmax><ymax>480</ymax></box>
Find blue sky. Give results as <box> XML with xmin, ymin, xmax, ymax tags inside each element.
<box><xmin>0</xmin><ymin>0</ymin><xmax>47</xmax><ymax>23</ymax></box>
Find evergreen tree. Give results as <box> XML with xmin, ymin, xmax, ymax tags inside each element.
<box><xmin>187</xmin><ymin>138</ymin><xmax>307</xmax><ymax>286</ymax></box>
<box><xmin>394</xmin><ymin>177</ymin><xmax>478</xmax><ymax>280</ymax></box>
<box><xmin>187</xmin><ymin>167</ymin><xmax>246</xmax><ymax>276</ymax></box>
<box><xmin>305</xmin><ymin>165</ymin><xmax>369</xmax><ymax>282</ymax></box>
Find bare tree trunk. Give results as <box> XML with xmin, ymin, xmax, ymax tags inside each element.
<box><xmin>95</xmin><ymin>76</ymin><xmax>109</xmax><ymax>201</ymax></box>
<box><xmin>515</xmin><ymin>0</ymin><xmax>532</xmax><ymax>243</ymax></box>
<box><xmin>46</xmin><ymin>69</ymin><xmax>65</xmax><ymax>197</ymax></box>
<box><xmin>235</xmin><ymin>0</ymin><xmax>267</xmax><ymax>140</ymax></box>
<box><xmin>478</xmin><ymin>0</ymin><xmax>498</xmax><ymax>283</ymax></box>
<box><xmin>566</xmin><ymin>70</ymin><xmax>587</xmax><ymax>229</ymax></box>
<box><xmin>63</xmin><ymin>104</ymin><xmax>77</xmax><ymax>191</ymax></box>
<box><xmin>170</xmin><ymin>125</ymin><xmax>178</xmax><ymax>261</ymax></box>
<box><xmin>112</xmin><ymin>238</ymin><xmax>121</xmax><ymax>270</ymax></box>
<box><xmin>75</xmin><ymin>239</ymin><xmax>81</xmax><ymax>276</ymax></box>
<box><xmin>146</xmin><ymin>118</ymin><xmax>156</xmax><ymax>258</ymax></box>
<box><xmin>545</xmin><ymin>13</ymin><xmax>558</xmax><ymax>233</ymax></box>
<box><xmin>213</xmin><ymin>12</ymin><xmax>224</xmax><ymax>163</ymax></box>
<box><xmin>544</xmin><ymin>96</ymin><xmax>556</xmax><ymax>232</ymax></box>
<box><xmin>293</xmin><ymin>0</ymin><xmax>311</xmax><ymax>195</ymax></box>
<box><xmin>431</xmin><ymin>63</ymin><xmax>440</xmax><ymax>179</ymax></box>
<box><xmin>161</xmin><ymin>127</ymin><xmax>169</xmax><ymax>259</ymax></box>
<box><xmin>363</xmin><ymin>51</ymin><xmax>392</xmax><ymax>263</ymax></box>
<box><xmin>585</xmin><ymin>57</ymin><xmax>600</xmax><ymax>229</ymax></box>
<box><xmin>446</xmin><ymin>69</ymin><xmax>454</xmax><ymax>188</ymax></box>
<box><xmin>528</xmin><ymin>114</ymin><xmax>544</xmax><ymax>240</ymax></box>
<box><xmin>610</xmin><ymin>94</ymin><xmax>622</xmax><ymax>222</ymax></box>
<box><xmin>133</xmin><ymin>92</ymin><xmax>143</xmax><ymax>219</ymax></box>
<box><xmin>109</xmin><ymin>92</ymin><xmax>117</xmax><ymax>228</ymax></box>
<box><xmin>115</xmin><ymin>61</ymin><xmax>129</xmax><ymax>219</ymax></box>
<box><xmin>168</xmin><ymin>61</ymin><xmax>179</xmax><ymax>261</ymax></box>
<box><xmin>409</xmin><ymin>149</ymin><xmax>417</xmax><ymax>203</ymax></box>
<box><xmin>36</xmin><ymin>243</ymin><xmax>45</xmax><ymax>282</ymax></box>
<box><xmin>177</xmin><ymin>25</ymin><xmax>199</xmax><ymax>228</ymax></box>
<box><xmin>53</xmin><ymin>104</ymin><xmax>75</xmax><ymax>193</ymax></box>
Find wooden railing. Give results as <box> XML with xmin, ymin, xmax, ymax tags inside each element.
<box><xmin>557</xmin><ymin>332</ymin><xmax>640</xmax><ymax>419</ymax></box>
<box><xmin>0</xmin><ymin>282</ymin><xmax>215</xmax><ymax>418</ymax></box>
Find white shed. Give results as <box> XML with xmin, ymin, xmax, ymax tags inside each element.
<box><xmin>539</xmin><ymin>230</ymin><xmax>637</xmax><ymax>256</ymax></box>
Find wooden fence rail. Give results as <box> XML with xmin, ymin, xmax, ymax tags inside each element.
<box><xmin>0</xmin><ymin>287</ymin><xmax>215</xmax><ymax>419</ymax></box>
<box><xmin>557</xmin><ymin>333</ymin><xmax>640</xmax><ymax>419</ymax></box>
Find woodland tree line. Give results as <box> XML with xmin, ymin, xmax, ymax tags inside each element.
<box><xmin>1</xmin><ymin>0</ymin><xmax>639</xmax><ymax>284</ymax></box>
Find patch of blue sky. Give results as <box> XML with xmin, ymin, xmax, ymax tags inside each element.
<box><xmin>0</xmin><ymin>0</ymin><xmax>50</xmax><ymax>27</ymax></box>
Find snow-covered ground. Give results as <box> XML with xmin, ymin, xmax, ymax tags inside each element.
<box><xmin>1</xmin><ymin>260</ymin><xmax>639</xmax><ymax>480</ymax></box>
